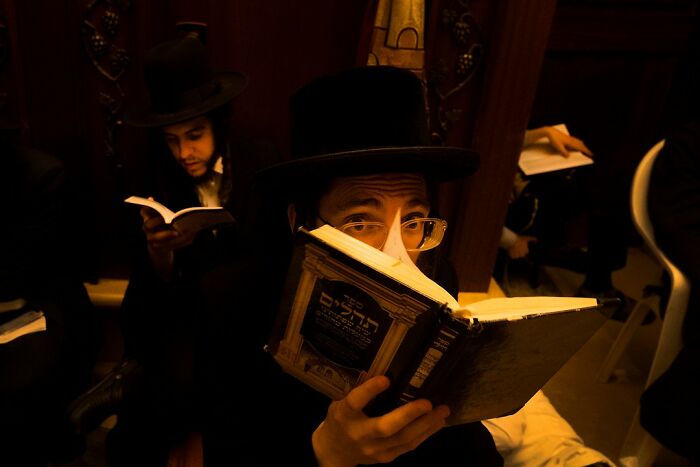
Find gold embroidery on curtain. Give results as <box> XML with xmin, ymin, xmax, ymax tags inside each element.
<box><xmin>367</xmin><ymin>0</ymin><xmax>425</xmax><ymax>75</ymax></box>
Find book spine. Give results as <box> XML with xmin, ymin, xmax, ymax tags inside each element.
<box><xmin>396</xmin><ymin>313</ymin><xmax>463</xmax><ymax>404</ymax></box>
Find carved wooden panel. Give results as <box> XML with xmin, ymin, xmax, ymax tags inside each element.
<box><xmin>426</xmin><ymin>0</ymin><xmax>559</xmax><ymax>291</ymax></box>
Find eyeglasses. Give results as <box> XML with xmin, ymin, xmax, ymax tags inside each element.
<box><xmin>319</xmin><ymin>216</ymin><xmax>448</xmax><ymax>252</ymax></box>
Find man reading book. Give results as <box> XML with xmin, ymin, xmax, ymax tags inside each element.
<box><xmin>250</xmin><ymin>66</ymin><xmax>613</xmax><ymax>467</ymax></box>
<box><xmin>249</xmin><ymin>65</ymin><xmax>500</xmax><ymax>466</ymax></box>
<box><xmin>497</xmin><ymin>123</ymin><xmax>632</xmax><ymax>319</ymax></box>
<box><xmin>68</xmin><ymin>35</ymin><xmax>278</xmax><ymax>465</ymax></box>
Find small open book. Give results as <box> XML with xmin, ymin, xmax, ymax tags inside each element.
<box><xmin>518</xmin><ymin>123</ymin><xmax>594</xmax><ymax>176</ymax></box>
<box><xmin>0</xmin><ymin>309</ymin><xmax>46</xmax><ymax>344</ymax></box>
<box><xmin>124</xmin><ymin>196</ymin><xmax>235</xmax><ymax>236</ymax></box>
<box><xmin>267</xmin><ymin>225</ymin><xmax>613</xmax><ymax>425</ymax></box>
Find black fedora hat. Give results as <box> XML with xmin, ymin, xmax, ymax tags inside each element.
<box><xmin>256</xmin><ymin>66</ymin><xmax>479</xmax><ymax>193</ymax></box>
<box><xmin>125</xmin><ymin>37</ymin><xmax>248</xmax><ymax>127</ymax></box>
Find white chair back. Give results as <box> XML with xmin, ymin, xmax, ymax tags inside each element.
<box><xmin>630</xmin><ymin>140</ymin><xmax>691</xmax><ymax>386</ymax></box>
<box><xmin>613</xmin><ymin>140</ymin><xmax>692</xmax><ymax>467</ymax></box>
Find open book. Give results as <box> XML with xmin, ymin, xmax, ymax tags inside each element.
<box><xmin>267</xmin><ymin>225</ymin><xmax>612</xmax><ymax>426</ymax></box>
<box><xmin>0</xmin><ymin>309</ymin><xmax>46</xmax><ymax>344</ymax></box>
<box><xmin>518</xmin><ymin>123</ymin><xmax>594</xmax><ymax>176</ymax></box>
<box><xmin>124</xmin><ymin>196</ymin><xmax>235</xmax><ymax>236</ymax></box>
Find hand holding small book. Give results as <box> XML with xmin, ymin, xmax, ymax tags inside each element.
<box><xmin>523</xmin><ymin>125</ymin><xmax>593</xmax><ymax>159</ymax></box>
<box><xmin>312</xmin><ymin>375</ymin><xmax>449</xmax><ymax>466</ymax></box>
<box><xmin>140</xmin><ymin>200</ymin><xmax>196</xmax><ymax>281</ymax></box>
<box><xmin>125</xmin><ymin>195</ymin><xmax>234</xmax><ymax>281</ymax></box>
<box><xmin>140</xmin><ymin>203</ymin><xmax>197</xmax><ymax>251</ymax></box>
<box><xmin>518</xmin><ymin>124</ymin><xmax>595</xmax><ymax>176</ymax></box>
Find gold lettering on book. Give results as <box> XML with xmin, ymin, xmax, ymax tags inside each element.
<box><xmin>318</xmin><ymin>290</ymin><xmax>382</xmax><ymax>335</ymax></box>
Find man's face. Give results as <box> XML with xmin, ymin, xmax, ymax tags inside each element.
<box><xmin>316</xmin><ymin>173</ymin><xmax>430</xmax><ymax>264</ymax></box>
<box><xmin>163</xmin><ymin>115</ymin><xmax>216</xmax><ymax>178</ymax></box>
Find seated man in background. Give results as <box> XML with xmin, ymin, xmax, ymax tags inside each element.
<box><xmin>113</xmin><ymin>36</ymin><xmax>276</xmax><ymax>466</ymax></box>
<box><xmin>0</xmin><ymin>123</ymin><xmax>98</xmax><ymax>466</ymax></box>
<box><xmin>227</xmin><ymin>65</ymin><xmax>613</xmax><ymax>466</ymax></box>
<box><xmin>499</xmin><ymin>124</ymin><xmax>632</xmax><ymax>318</ymax></box>
<box><xmin>69</xmin><ymin>36</ymin><xmax>277</xmax><ymax>466</ymax></box>
<box><xmin>500</xmin><ymin>125</ymin><xmax>593</xmax><ymax>261</ymax></box>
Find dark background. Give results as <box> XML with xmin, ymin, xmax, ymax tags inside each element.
<box><xmin>0</xmin><ymin>0</ymin><xmax>697</xmax><ymax>291</ymax></box>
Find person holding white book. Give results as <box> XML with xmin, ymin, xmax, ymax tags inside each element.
<box><xmin>500</xmin><ymin>125</ymin><xmax>593</xmax><ymax>261</ymax></box>
<box><xmin>68</xmin><ymin>34</ymin><xmax>278</xmax><ymax>466</ymax></box>
<box><xmin>247</xmin><ymin>66</ymin><xmax>613</xmax><ymax>467</ymax></box>
<box><xmin>498</xmin><ymin>124</ymin><xmax>633</xmax><ymax>321</ymax></box>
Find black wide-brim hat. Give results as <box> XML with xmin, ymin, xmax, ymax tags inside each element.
<box><xmin>256</xmin><ymin>66</ymin><xmax>479</xmax><ymax>194</ymax></box>
<box><xmin>125</xmin><ymin>37</ymin><xmax>248</xmax><ymax>127</ymax></box>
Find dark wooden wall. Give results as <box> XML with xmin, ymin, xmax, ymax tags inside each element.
<box><xmin>527</xmin><ymin>0</ymin><xmax>699</xmax><ymax>256</ymax></box>
<box><xmin>0</xmin><ymin>0</ymin><xmax>371</xmax><ymax>280</ymax></box>
<box><xmin>429</xmin><ymin>0</ymin><xmax>698</xmax><ymax>291</ymax></box>
<box><xmin>532</xmin><ymin>0</ymin><xmax>698</xmax><ymax>187</ymax></box>
<box><xmin>0</xmin><ymin>0</ymin><xmax>697</xmax><ymax>291</ymax></box>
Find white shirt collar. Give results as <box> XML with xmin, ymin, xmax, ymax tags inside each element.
<box><xmin>196</xmin><ymin>156</ymin><xmax>223</xmax><ymax>207</ymax></box>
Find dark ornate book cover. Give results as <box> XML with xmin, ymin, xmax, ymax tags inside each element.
<box><xmin>267</xmin><ymin>228</ymin><xmax>443</xmax><ymax>401</ymax></box>
<box><xmin>267</xmin><ymin>226</ymin><xmax>607</xmax><ymax>424</ymax></box>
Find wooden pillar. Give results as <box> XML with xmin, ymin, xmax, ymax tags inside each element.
<box><xmin>426</xmin><ymin>0</ymin><xmax>558</xmax><ymax>291</ymax></box>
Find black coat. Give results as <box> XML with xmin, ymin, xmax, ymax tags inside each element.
<box><xmin>111</xmin><ymin>138</ymin><xmax>279</xmax><ymax>465</ymax></box>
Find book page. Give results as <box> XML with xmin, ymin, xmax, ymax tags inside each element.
<box><xmin>309</xmin><ymin>227</ymin><xmax>599</xmax><ymax>323</ymax></box>
<box><xmin>0</xmin><ymin>310</ymin><xmax>46</xmax><ymax>344</ymax></box>
<box><xmin>310</xmin><ymin>225</ymin><xmax>460</xmax><ymax>310</ymax></box>
<box><xmin>124</xmin><ymin>196</ymin><xmax>227</xmax><ymax>227</ymax></box>
<box><xmin>518</xmin><ymin>124</ymin><xmax>594</xmax><ymax>176</ymax></box>
<box><xmin>172</xmin><ymin>205</ymin><xmax>226</xmax><ymax>217</ymax></box>
<box><xmin>453</xmin><ymin>296</ymin><xmax>598</xmax><ymax>322</ymax></box>
<box><xmin>124</xmin><ymin>196</ymin><xmax>176</xmax><ymax>223</ymax></box>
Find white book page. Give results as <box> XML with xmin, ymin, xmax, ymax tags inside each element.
<box><xmin>172</xmin><ymin>206</ymin><xmax>226</xmax><ymax>218</ymax></box>
<box><xmin>124</xmin><ymin>196</ymin><xmax>176</xmax><ymax>223</ymax></box>
<box><xmin>124</xmin><ymin>196</ymin><xmax>224</xmax><ymax>224</ymax></box>
<box><xmin>0</xmin><ymin>311</ymin><xmax>47</xmax><ymax>344</ymax></box>
<box><xmin>454</xmin><ymin>296</ymin><xmax>598</xmax><ymax>321</ymax></box>
<box><xmin>310</xmin><ymin>225</ymin><xmax>461</xmax><ymax>309</ymax></box>
<box><xmin>309</xmin><ymin>227</ymin><xmax>598</xmax><ymax>321</ymax></box>
<box><xmin>518</xmin><ymin>124</ymin><xmax>594</xmax><ymax>176</ymax></box>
